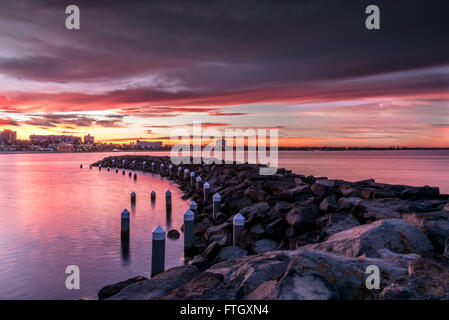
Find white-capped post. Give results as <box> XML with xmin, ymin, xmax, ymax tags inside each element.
<box><xmin>151</xmin><ymin>162</ymin><xmax>155</xmax><ymax>171</ymax></box>
<box><xmin>190</xmin><ymin>171</ymin><xmax>195</xmax><ymax>186</ymax></box>
<box><xmin>133</xmin><ymin>172</ymin><xmax>137</xmax><ymax>180</ymax></box>
<box><xmin>121</xmin><ymin>209</ymin><xmax>130</xmax><ymax>240</ymax></box>
<box><xmin>213</xmin><ymin>193</ymin><xmax>221</xmax><ymax>220</ymax></box>
<box><xmin>169</xmin><ymin>164</ymin><xmax>173</xmax><ymax>175</ymax></box>
<box><xmin>233</xmin><ymin>213</ymin><xmax>245</xmax><ymax>246</ymax></box>
<box><xmin>115</xmin><ymin>167</ymin><xmax>118</xmax><ymax>173</ymax></box>
<box><xmin>196</xmin><ymin>176</ymin><xmax>202</xmax><ymax>190</ymax></box>
<box><xmin>178</xmin><ymin>166</ymin><xmax>182</xmax><ymax>177</ymax></box>
<box><xmin>184</xmin><ymin>209</ymin><xmax>195</xmax><ymax>249</ymax></box>
<box><xmin>184</xmin><ymin>168</ymin><xmax>189</xmax><ymax>181</ymax></box>
<box><xmin>203</xmin><ymin>181</ymin><xmax>210</xmax><ymax>203</ymax></box>
<box><xmin>190</xmin><ymin>201</ymin><xmax>198</xmax><ymax>219</ymax></box>
<box><xmin>160</xmin><ymin>163</ymin><xmax>164</xmax><ymax>173</ymax></box>
<box><xmin>151</xmin><ymin>190</ymin><xmax>156</xmax><ymax>202</ymax></box>
<box><xmin>99</xmin><ymin>164</ymin><xmax>102</xmax><ymax>171</ymax></box>
<box><xmin>151</xmin><ymin>225</ymin><xmax>166</xmax><ymax>277</ymax></box>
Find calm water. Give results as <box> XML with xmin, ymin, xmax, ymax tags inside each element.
<box><xmin>0</xmin><ymin>152</ymin><xmax>189</xmax><ymax>300</ymax></box>
<box><xmin>0</xmin><ymin>150</ymin><xmax>448</xmax><ymax>300</ymax></box>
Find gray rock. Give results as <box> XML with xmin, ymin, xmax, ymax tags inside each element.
<box><xmin>244</xmin><ymin>186</ymin><xmax>266</xmax><ymax>202</ymax></box>
<box><xmin>252</xmin><ymin>239</ymin><xmax>279</xmax><ymax>254</ymax></box>
<box><xmin>338</xmin><ymin>197</ymin><xmax>363</xmax><ymax>210</ymax></box>
<box><xmin>298</xmin><ymin>219</ymin><xmax>434</xmax><ymax>257</ymax></box>
<box><xmin>215</xmin><ymin>246</ymin><xmax>248</xmax><ymax>262</ymax></box>
<box><xmin>266</xmin><ymin>218</ymin><xmax>287</xmax><ymax>239</ymax></box>
<box><xmin>317</xmin><ymin>212</ymin><xmax>360</xmax><ymax>236</ymax></box>
<box><xmin>279</xmin><ymin>184</ymin><xmax>311</xmax><ymax>201</ymax></box>
<box><xmin>167</xmin><ymin>229</ymin><xmax>180</xmax><ymax>240</ymax></box>
<box><xmin>444</xmin><ymin>203</ymin><xmax>449</xmax><ymax>212</ymax></box>
<box><xmin>202</xmin><ymin>241</ymin><xmax>221</xmax><ymax>261</ymax></box>
<box><xmin>400</xmin><ymin>186</ymin><xmax>440</xmax><ymax>199</ymax></box>
<box><xmin>319</xmin><ymin>195</ymin><xmax>339</xmax><ymax>212</ymax></box>
<box><xmin>351</xmin><ymin>198</ymin><xmax>412</xmax><ymax>222</ymax></box>
<box><xmin>267</xmin><ymin>201</ymin><xmax>293</xmax><ymax>218</ymax></box>
<box><xmin>204</xmin><ymin>222</ymin><xmax>231</xmax><ymax>246</ymax></box>
<box><xmin>286</xmin><ymin>203</ymin><xmax>320</xmax><ymax>234</ymax></box>
<box><xmin>249</xmin><ymin>223</ymin><xmax>266</xmax><ymax>240</ymax></box>
<box><xmin>381</xmin><ymin>254</ymin><xmax>449</xmax><ymax>300</ymax></box>
<box><xmin>402</xmin><ymin>211</ymin><xmax>449</xmax><ymax>252</ymax></box>
<box><xmin>98</xmin><ymin>276</ymin><xmax>147</xmax><ymax>300</ymax></box>
<box><xmin>248</xmin><ymin>273</ymin><xmax>339</xmax><ymax>300</ymax></box>
<box><xmin>108</xmin><ymin>266</ymin><xmax>199</xmax><ymax>300</ymax></box>
<box><xmin>286</xmin><ymin>249</ymin><xmax>413</xmax><ymax>300</ymax></box>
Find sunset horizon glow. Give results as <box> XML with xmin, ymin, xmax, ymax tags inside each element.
<box><xmin>0</xmin><ymin>1</ymin><xmax>448</xmax><ymax>147</ymax></box>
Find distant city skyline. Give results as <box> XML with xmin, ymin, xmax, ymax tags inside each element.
<box><xmin>0</xmin><ymin>1</ymin><xmax>448</xmax><ymax>147</ymax></box>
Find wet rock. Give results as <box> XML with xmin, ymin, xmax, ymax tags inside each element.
<box><xmin>310</xmin><ymin>179</ymin><xmax>342</xmax><ymax>198</ymax></box>
<box><xmin>252</xmin><ymin>239</ymin><xmax>279</xmax><ymax>254</ymax></box>
<box><xmin>444</xmin><ymin>203</ymin><xmax>449</xmax><ymax>211</ymax></box>
<box><xmin>98</xmin><ymin>276</ymin><xmax>147</xmax><ymax>300</ymax></box>
<box><xmin>107</xmin><ymin>266</ymin><xmax>199</xmax><ymax>300</ymax></box>
<box><xmin>167</xmin><ymin>229</ymin><xmax>180</xmax><ymax>240</ymax></box>
<box><xmin>298</xmin><ymin>219</ymin><xmax>434</xmax><ymax>257</ymax></box>
<box><xmin>401</xmin><ymin>211</ymin><xmax>449</xmax><ymax>252</ymax></box>
<box><xmin>215</xmin><ymin>246</ymin><xmax>248</xmax><ymax>262</ymax></box>
<box><xmin>279</xmin><ymin>185</ymin><xmax>311</xmax><ymax>201</ymax></box>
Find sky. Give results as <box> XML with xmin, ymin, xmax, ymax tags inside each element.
<box><xmin>0</xmin><ymin>0</ymin><xmax>448</xmax><ymax>147</ymax></box>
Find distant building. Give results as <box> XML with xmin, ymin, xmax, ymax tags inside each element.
<box><xmin>84</xmin><ymin>134</ymin><xmax>94</xmax><ymax>144</ymax></box>
<box><xmin>56</xmin><ymin>142</ymin><xmax>74</xmax><ymax>152</ymax></box>
<box><xmin>1</xmin><ymin>129</ymin><xmax>17</xmax><ymax>145</ymax></box>
<box><xmin>30</xmin><ymin>135</ymin><xmax>81</xmax><ymax>145</ymax></box>
<box><xmin>136</xmin><ymin>140</ymin><xmax>163</xmax><ymax>149</ymax></box>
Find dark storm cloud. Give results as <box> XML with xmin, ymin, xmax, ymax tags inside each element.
<box><xmin>22</xmin><ymin>113</ymin><xmax>127</xmax><ymax>128</ymax></box>
<box><xmin>0</xmin><ymin>0</ymin><xmax>448</xmax><ymax>89</ymax></box>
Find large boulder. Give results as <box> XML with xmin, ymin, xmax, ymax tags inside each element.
<box><xmin>317</xmin><ymin>212</ymin><xmax>360</xmax><ymax>237</ymax></box>
<box><xmin>351</xmin><ymin>198</ymin><xmax>412</xmax><ymax>222</ymax></box>
<box><xmin>381</xmin><ymin>254</ymin><xmax>449</xmax><ymax>300</ymax></box>
<box><xmin>107</xmin><ymin>266</ymin><xmax>199</xmax><ymax>300</ymax></box>
<box><xmin>244</xmin><ymin>186</ymin><xmax>267</xmax><ymax>202</ymax></box>
<box><xmin>298</xmin><ymin>219</ymin><xmax>434</xmax><ymax>257</ymax></box>
<box><xmin>319</xmin><ymin>195</ymin><xmax>339</xmax><ymax>212</ymax></box>
<box><xmin>400</xmin><ymin>186</ymin><xmax>440</xmax><ymax>200</ymax></box>
<box><xmin>204</xmin><ymin>222</ymin><xmax>231</xmax><ymax>246</ymax></box>
<box><xmin>401</xmin><ymin>211</ymin><xmax>449</xmax><ymax>252</ymax></box>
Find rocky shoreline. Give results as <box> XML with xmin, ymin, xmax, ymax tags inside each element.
<box><xmin>92</xmin><ymin>155</ymin><xmax>449</xmax><ymax>300</ymax></box>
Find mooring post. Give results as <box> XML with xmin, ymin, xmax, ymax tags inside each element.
<box><xmin>190</xmin><ymin>201</ymin><xmax>198</xmax><ymax>219</ymax></box>
<box><xmin>89</xmin><ymin>165</ymin><xmax>92</xmax><ymax>170</ymax></box>
<box><xmin>129</xmin><ymin>171</ymin><xmax>132</xmax><ymax>177</ymax></box>
<box><xmin>190</xmin><ymin>171</ymin><xmax>195</xmax><ymax>186</ymax></box>
<box><xmin>143</xmin><ymin>161</ymin><xmax>146</xmax><ymax>170</ymax></box>
<box><xmin>203</xmin><ymin>181</ymin><xmax>210</xmax><ymax>203</ymax></box>
<box><xmin>99</xmin><ymin>164</ymin><xmax>102</xmax><ymax>171</ymax></box>
<box><xmin>178</xmin><ymin>166</ymin><xmax>182</xmax><ymax>177</ymax></box>
<box><xmin>169</xmin><ymin>164</ymin><xmax>173</xmax><ymax>175</ymax></box>
<box><xmin>116</xmin><ymin>167</ymin><xmax>118</xmax><ymax>173</ymax></box>
<box><xmin>213</xmin><ymin>193</ymin><xmax>221</xmax><ymax>220</ymax></box>
<box><xmin>151</xmin><ymin>225</ymin><xmax>166</xmax><ymax>277</ymax></box>
<box><xmin>160</xmin><ymin>163</ymin><xmax>164</xmax><ymax>173</ymax></box>
<box><xmin>233</xmin><ymin>213</ymin><xmax>245</xmax><ymax>246</ymax></box>
<box><xmin>122</xmin><ymin>159</ymin><xmax>125</xmax><ymax>168</ymax></box>
<box><xmin>184</xmin><ymin>209</ymin><xmax>195</xmax><ymax>249</ymax></box>
<box><xmin>121</xmin><ymin>208</ymin><xmax>130</xmax><ymax>240</ymax></box>
<box><xmin>131</xmin><ymin>191</ymin><xmax>136</xmax><ymax>204</ymax></box>
<box><xmin>151</xmin><ymin>190</ymin><xmax>156</xmax><ymax>202</ymax></box>
<box><xmin>165</xmin><ymin>190</ymin><xmax>172</xmax><ymax>213</ymax></box>
<box><xmin>133</xmin><ymin>172</ymin><xmax>137</xmax><ymax>180</ymax></box>
<box><xmin>107</xmin><ymin>167</ymin><xmax>110</xmax><ymax>172</ymax></box>
<box><xmin>132</xmin><ymin>160</ymin><xmax>136</xmax><ymax>169</ymax></box>
<box><xmin>184</xmin><ymin>168</ymin><xmax>189</xmax><ymax>181</ymax></box>
<box><xmin>122</xmin><ymin>169</ymin><xmax>125</xmax><ymax>175</ymax></box>
<box><xmin>80</xmin><ymin>164</ymin><xmax>83</xmax><ymax>169</ymax></box>
<box><xmin>196</xmin><ymin>176</ymin><xmax>202</xmax><ymax>190</ymax></box>
<box><xmin>151</xmin><ymin>162</ymin><xmax>155</xmax><ymax>171</ymax></box>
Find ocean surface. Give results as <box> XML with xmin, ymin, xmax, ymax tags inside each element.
<box><xmin>0</xmin><ymin>150</ymin><xmax>448</xmax><ymax>299</ymax></box>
